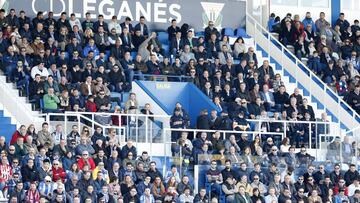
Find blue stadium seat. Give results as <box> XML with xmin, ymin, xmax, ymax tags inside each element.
<box><xmin>158</xmin><ymin>32</ymin><xmax>169</xmax><ymax>45</ymax></box>
<box><xmin>195</xmin><ymin>31</ymin><xmax>205</xmax><ymax>37</ymax></box>
<box><xmin>122</xmin><ymin>92</ymin><xmax>130</xmax><ymax>103</ymax></box>
<box><xmin>162</xmin><ymin>44</ymin><xmax>170</xmax><ymax>56</ymax></box>
<box><xmin>223</xmin><ymin>27</ymin><xmax>235</xmax><ymax>36</ymax></box>
<box><xmin>130</xmin><ymin>52</ymin><xmax>137</xmax><ymax>60</ymax></box>
<box><xmin>39</xmin><ymin>99</ymin><xmax>44</xmax><ymax>112</ymax></box>
<box><xmin>105</xmin><ymin>50</ymin><xmax>111</xmax><ymax>60</ymax></box>
<box><xmin>236</xmin><ymin>27</ymin><xmax>250</xmax><ymax>38</ymax></box>
<box><xmin>64</xmin><ymin>52</ymin><xmax>69</xmax><ymax>60</ymax></box>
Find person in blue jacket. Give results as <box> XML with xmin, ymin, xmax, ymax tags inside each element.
<box><xmin>302</xmin><ymin>12</ymin><xmax>316</xmax><ymax>33</ymax></box>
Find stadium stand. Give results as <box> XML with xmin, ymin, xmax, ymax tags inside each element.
<box><xmin>0</xmin><ymin>3</ymin><xmax>358</xmax><ymax>203</ymax></box>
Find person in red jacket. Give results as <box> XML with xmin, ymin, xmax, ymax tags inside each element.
<box><xmin>52</xmin><ymin>160</ymin><xmax>66</xmax><ymax>182</ymax></box>
<box><xmin>78</xmin><ymin>151</ymin><xmax>96</xmax><ymax>170</ymax></box>
<box><xmin>10</xmin><ymin>125</ymin><xmax>28</xmax><ymax>145</ymax></box>
<box><xmin>333</xmin><ymin>178</ymin><xmax>349</xmax><ymax>196</ymax></box>
<box><xmin>85</xmin><ymin>96</ymin><xmax>97</xmax><ymax>112</ymax></box>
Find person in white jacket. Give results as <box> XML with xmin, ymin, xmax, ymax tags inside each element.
<box><xmin>31</xmin><ymin>62</ymin><xmax>49</xmax><ymax>80</ymax></box>
<box><xmin>69</xmin><ymin>13</ymin><xmax>83</xmax><ymax>32</ymax></box>
<box><xmin>349</xmin><ymin>179</ymin><xmax>360</xmax><ymax>196</ymax></box>
<box><xmin>265</xmin><ymin>187</ymin><xmax>278</xmax><ymax>203</ymax></box>
<box><xmin>108</xmin><ymin>16</ymin><xmax>122</xmax><ymax>34</ymax></box>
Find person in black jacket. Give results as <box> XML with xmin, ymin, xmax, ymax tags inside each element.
<box><xmin>209</xmin><ymin>110</ymin><xmax>222</xmax><ymax>130</ymax></box>
<box><xmin>170</xmin><ymin>31</ymin><xmax>186</xmax><ymax>56</ymax></box>
<box><xmin>344</xmin><ymin>164</ymin><xmax>359</xmax><ymax>186</ymax></box>
<box><xmin>347</xmin><ymin>85</ymin><xmax>360</xmax><ymax>113</ymax></box>
<box><xmin>322</xmin><ymin>60</ymin><xmax>338</xmax><ymax>85</ymax></box>
<box><xmin>299</xmin><ymin>98</ymin><xmax>315</xmax><ymax>120</ymax></box>
<box><xmin>120</xmin><ymin>27</ymin><xmax>133</xmax><ymax>52</ymax></box>
<box><xmin>280</xmin><ymin>20</ymin><xmax>295</xmax><ymax>45</ymax></box>
<box><xmin>132</xmin><ymin>29</ymin><xmax>146</xmax><ymax>51</ymax></box>
<box><xmin>167</xmin><ymin>19</ymin><xmax>180</xmax><ymax>41</ymax></box>
<box><xmin>294</xmin><ymin>35</ymin><xmax>309</xmax><ymax>59</ymax></box>
<box><xmin>289</xmin><ymin>111</ymin><xmax>305</xmax><ymax>147</ymax></box>
<box><xmin>110</xmin><ymin>39</ymin><xmax>123</xmax><ymax>60</ymax></box>
<box><xmin>134</xmin><ymin>16</ymin><xmax>149</xmax><ymax>37</ymax></box>
<box><xmin>120</xmin><ymin>17</ymin><xmax>134</xmax><ymax>34</ymax></box>
<box><xmin>196</xmin><ymin>109</ymin><xmax>210</xmax><ymax>129</ymax></box>
<box><xmin>123</xmin><ymin>187</ymin><xmax>140</xmax><ymax>203</ymax></box>
<box><xmin>21</xmin><ymin>158</ymin><xmax>39</xmax><ymax>188</ymax></box>
<box><xmin>146</xmin><ymin>161</ymin><xmax>163</xmax><ymax>183</ymax></box>
<box><xmin>108</xmin><ymin>64</ymin><xmax>126</xmax><ymax>93</ymax></box>
<box><xmin>29</xmin><ymin>74</ymin><xmax>44</xmax><ymax>108</ymax></box>
<box><xmin>11</xmin><ymin>61</ymin><xmax>29</xmax><ymax>93</ymax></box>
<box><xmin>204</xmin><ymin>21</ymin><xmax>220</xmax><ymax>42</ymax></box>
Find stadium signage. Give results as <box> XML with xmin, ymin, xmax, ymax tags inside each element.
<box><xmin>6</xmin><ymin>0</ymin><xmax>246</xmax><ymax>31</ymax></box>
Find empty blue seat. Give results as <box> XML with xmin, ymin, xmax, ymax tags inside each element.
<box><xmin>162</xmin><ymin>44</ymin><xmax>170</xmax><ymax>57</ymax></box>
<box><xmin>158</xmin><ymin>32</ymin><xmax>169</xmax><ymax>45</ymax></box>
<box><xmin>195</xmin><ymin>31</ymin><xmax>205</xmax><ymax>37</ymax></box>
<box><xmin>122</xmin><ymin>92</ymin><xmax>130</xmax><ymax>102</ymax></box>
<box><xmin>236</xmin><ymin>27</ymin><xmax>250</xmax><ymax>38</ymax></box>
<box><xmin>130</xmin><ymin>52</ymin><xmax>137</xmax><ymax>60</ymax></box>
<box><xmin>223</xmin><ymin>27</ymin><xmax>234</xmax><ymax>36</ymax></box>
<box><xmin>111</xmin><ymin>92</ymin><xmax>121</xmax><ymax>99</ymax></box>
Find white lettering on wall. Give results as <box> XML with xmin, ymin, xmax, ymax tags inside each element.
<box><xmin>117</xmin><ymin>1</ymin><xmax>134</xmax><ymax>21</ymax></box>
<box><xmin>30</xmin><ymin>0</ymin><xmax>184</xmax><ymax>25</ymax></box>
<box><xmin>135</xmin><ymin>2</ymin><xmax>151</xmax><ymax>21</ymax></box>
<box><xmin>169</xmin><ymin>3</ymin><xmax>181</xmax><ymax>23</ymax></box>
<box><xmin>83</xmin><ymin>0</ymin><xmax>96</xmax><ymax>19</ymax></box>
<box><xmin>32</xmin><ymin>0</ymin><xmax>47</xmax><ymax>15</ymax></box>
<box><xmin>99</xmin><ymin>0</ymin><xmax>115</xmax><ymax>19</ymax></box>
<box><xmin>68</xmin><ymin>0</ymin><xmax>81</xmax><ymax>17</ymax></box>
<box><xmin>154</xmin><ymin>2</ymin><xmax>167</xmax><ymax>23</ymax></box>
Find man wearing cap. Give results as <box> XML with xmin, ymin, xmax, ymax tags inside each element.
<box><xmin>38</xmin><ymin>175</ymin><xmax>54</xmax><ymax>199</ymax></box>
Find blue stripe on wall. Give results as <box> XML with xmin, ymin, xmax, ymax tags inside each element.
<box><xmin>331</xmin><ymin>0</ymin><xmax>341</xmax><ymax>26</ymax></box>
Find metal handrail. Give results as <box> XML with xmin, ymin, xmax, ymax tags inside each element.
<box><xmin>345</xmin><ymin>125</ymin><xmax>360</xmax><ymax>135</ymax></box>
<box><xmin>246</xmin><ymin>13</ymin><xmax>360</xmax><ymax>122</ymax></box>
<box><xmin>134</xmin><ymin>73</ymin><xmax>192</xmax><ymax>81</ymax></box>
<box><xmin>42</xmin><ymin>112</ymin><xmax>126</xmax><ymax>144</ymax></box>
<box><xmin>163</xmin><ymin>128</ymin><xmax>284</xmax><ymax>141</ymax></box>
<box><xmin>40</xmin><ymin>112</ymin><xmax>171</xmax><ymax>118</ymax></box>
<box><xmin>247</xmin><ymin>118</ymin><xmax>333</xmax><ymax>125</ymax></box>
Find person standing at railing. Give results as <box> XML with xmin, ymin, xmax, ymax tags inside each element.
<box><xmin>346</xmin><ymin>84</ymin><xmax>360</xmax><ymax>114</ymax></box>
<box><xmin>170</xmin><ymin>109</ymin><xmax>186</xmax><ymax>142</ymax></box>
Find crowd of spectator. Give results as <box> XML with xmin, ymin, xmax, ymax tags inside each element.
<box><xmin>0</xmin><ymin>5</ymin><xmax>359</xmax><ymax>203</ymax></box>
<box><xmin>1</xmin><ymin>121</ymin><xmax>360</xmax><ymax>203</ymax></box>
<box><xmin>268</xmin><ymin>11</ymin><xmax>360</xmax><ymax>114</ymax></box>
<box><xmin>0</xmin><ymin>7</ymin><xmax>333</xmax><ymax>149</ymax></box>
